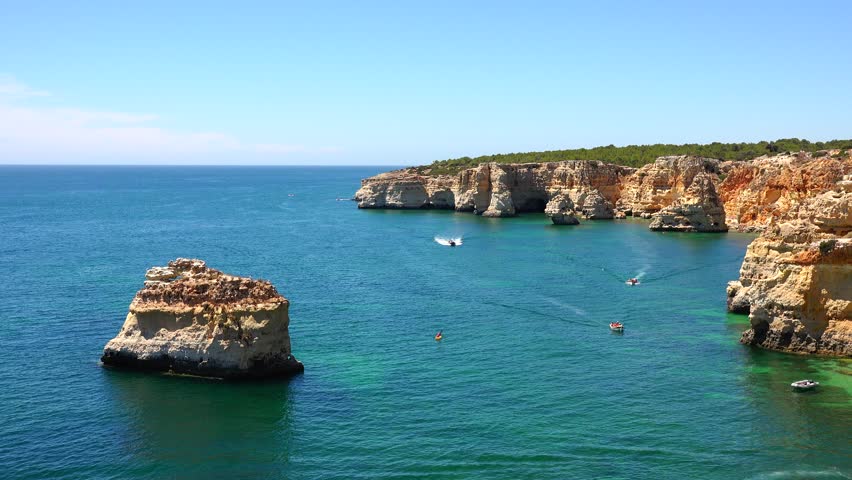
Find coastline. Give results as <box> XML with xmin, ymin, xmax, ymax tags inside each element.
<box><xmin>355</xmin><ymin>152</ymin><xmax>852</xmax><ymax>357</ymax></box>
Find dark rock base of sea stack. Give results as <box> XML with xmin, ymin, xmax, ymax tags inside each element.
<box><xmin>101</xmin><ymin>350</ymin><xmax>304</xmax><ymax>380</ymax></box>
<box><xmin>101</xmin><ymin>258</ymin><xmax>306</xmax><ymax>380</ymax></box>
<box><xmin>740</xmin><ymin>325</ymin><xmax>852</xmax><ymax>357</ymax></box>
<box><xmin>725</xmin><ymin>281</ymin><xmax>750</xmax><ymax>314</ymax></box>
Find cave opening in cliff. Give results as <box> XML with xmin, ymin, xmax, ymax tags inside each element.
<box><xmin>516</xmin><ymin>197</ymin><xmax>548</xmax><ymax>213</ymax></box>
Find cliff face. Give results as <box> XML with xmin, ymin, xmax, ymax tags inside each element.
<box><xmin>355</xmin><ymin>154</ymin><xmax>852</xmax><ymax>356</ymax></box>
<box><xmin>354</xmin><ymin>171</ymin><xmax>456</xmax><ymax>209</ymax></box>
<box><xmin>719</xmin><ymin>153</ymin><xmax>852</xmax><ymax>232</ymax></box>
<box><xmin>648</xmin><ymin>172</ymin><xmax>728</xmax><ymax>232</ymax></box>
<box><xmin>355</xmin><ymin>156</ymin><xmax>728</xmax><ymax>229</ymax></box>
<box><xmin>729</xmin><ymin>177</ymin><xmax>852</xmax><ymax>356</ymax></box>
<box><xmin>102</xmin><ymin>258</ymin><xmax>304</xmax><ymax>379</ymax></box>
<box><xmin>617</xmin><ymin>156</ymin><xmax>722</xmax><ymax>219</ymax></box>
<box><xmin>617</xmin><ymin>156</ymin><xmax>729</xmax><ymax>232</ymax></box>
<box><xmin>355</xmin><ymin>152</ymin><xmax>850</xmax><ymax>233</ymax></box>
<box><xmin>356</xmin><ymin>161</ymin><xmax>633</xmax><ymax>223</ymax></box>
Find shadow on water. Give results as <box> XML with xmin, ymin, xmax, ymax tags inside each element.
<box><xmin>737</xmin><ymin>347</ymin><xmax>852</xmax><ymax>474</ymax></box>
<box><xmin>101</xmin><ymin>369</ymin><xmax>297</xmax><ymax>479</ymax></box>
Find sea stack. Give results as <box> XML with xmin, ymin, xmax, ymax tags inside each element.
<box><xmin>648</xmin><ymin>172</ymin><xmax>728</xmax><ymax>232</ymax></box>
<box><xmin>101</xmin><ymin>258</ymin><xmax>304</xmax><ymax>379</ymax></box>
<box><xmin>544</xmin><ymin>192</ymin><xmax>580</xmax><ymax>225</ymax></box>
<box><xmin>617</xmin><ymin>155</ymin><xmax>725</xmax><ymax>225</ymax></box>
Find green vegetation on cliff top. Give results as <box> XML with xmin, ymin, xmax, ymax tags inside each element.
<box><xmin>416</xmin><ymin>138</ymin><xmax>852</xmax><ymax>175</ymax></box>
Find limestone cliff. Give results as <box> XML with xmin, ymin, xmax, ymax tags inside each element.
<box><xmin>102</xmin><ymin>258</ymin><xmax>304</xmax><ymax>378</ymax></box>
<box><xmin>355</xmin><ymin>151</ymin><xmax>850</xmax><ymax>234</ymax></box>
<box><xmin>719</xmin><ymin>152</ymin><xmax>852</xmax><ymax>232</ymax></box>
<box><xmin>355</xmin><ymin>156</ymin><xmax>729</xmax><ymax>227</ymax></box>
<box><xmin>616</xmin><ymin>155</ymin><xmax>723</xmax><ymax>218</ymax></box>
<box><xmin>648</xmin><ymin>172</ymin><xmax>728</xmax><ymax>232</ymax></box>
<box><xmin>544</xmin><ymin>192</ymin><xmax>579</xmax><ymax>225</ymax></box>
<box><xmin>355</xmin><ymin>153</ymin><xmax>852</xmax><ymax>356</ymax></box>
<box><xmin>354</xmin><ymin>170</ymin><xmax>455</xmax><ymax>209</ymax></box>
<box><xmin>356</xmin><ymin>161</ymin><xmax>633</xmax><ymax>224</ymax></box>
<box><xmin>355</xmin><ymin>154</ymin><xmax>852</xmax><ymax>232</ymax></box>
<box><xmin>481</xmin><ymin>164</ymin><xmax>517</xmax><ymax>217</ymax></box>
<box><xmin>729</xmin><ymin>178</ymin><xmax>852</xmax><ymax>356</ymax></box>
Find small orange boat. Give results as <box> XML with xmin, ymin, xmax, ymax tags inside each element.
<box><xmin>435</xmin><ymin>330</ymin><xmax>443</xmax><ymax>341</ymax></box>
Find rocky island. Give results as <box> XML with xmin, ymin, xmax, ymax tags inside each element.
<box><xmin>102</xmin><ymin>258</ymin><xmax>304</xmax><ymax>378</ymax></box>
<box><xmin>356</xmin><ymin>150</ymin><xmax>852</xmax><ymax>356</ymax></box>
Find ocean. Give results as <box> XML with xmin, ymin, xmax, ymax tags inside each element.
<box><xmin>0</xmin><ymin>166</ymin><xmax>849</xmax><ymax>480</ymax></box>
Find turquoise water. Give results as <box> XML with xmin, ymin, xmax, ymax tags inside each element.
<box><xmin>0</xmin><ymin>166</ymin><xmax>849</xmax><ymax>480</ymax></box>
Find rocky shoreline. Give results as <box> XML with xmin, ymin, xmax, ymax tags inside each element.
<box><xmin>356</xmin><ymin>152</ymin><xmax>850</xmax><ymax>233</ymax></box>
<box><xmin>102</xmin><ymin>258</ymin><xmax>304</xmax><ymax>379</ymax></box>
<box><xmin>356</xmin><ymin>152</ymin><xmax>852</xmax><ymax>356</ymax></box>
<box><xmin>728</xmin><ymin>176</ymin><xmax>851</xmax><ymax>356</ymax></box>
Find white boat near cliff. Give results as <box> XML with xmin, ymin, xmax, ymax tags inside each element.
<box><xmin>790</xmin><ymin>380</ymin><xmax>819</xmax><ymax>391</ymax></box>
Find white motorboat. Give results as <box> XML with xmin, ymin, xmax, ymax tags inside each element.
<box><xmin>609</xmin><ymin>322</ymin><xmax>624</xmax><ymax>332</ymax></box>
<box><xmin>790</xmin><ymin>379</ymin><xmax>819</xmax><ymax>391</ymax></box>
<box><xmin>435</xmin><ymin>236</ymin><xmax>463</xmax><ymax>247</ymax></box>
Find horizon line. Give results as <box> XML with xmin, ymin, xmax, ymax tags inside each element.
<box><xmin>0</xmin><ymin>163</ymin><xmax>408</xmax><ymax>167</ymax></box>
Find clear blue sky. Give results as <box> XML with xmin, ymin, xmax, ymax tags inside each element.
<box><xmin>1</xmin><ymin>0</ymin><xmax>851</xmax><ymax>165</ymax></box>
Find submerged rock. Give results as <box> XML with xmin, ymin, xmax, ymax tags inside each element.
<box><xmin>102</xmin><ymin>258</ymin><xmax>304</xmax><ymax>379</ymax></box>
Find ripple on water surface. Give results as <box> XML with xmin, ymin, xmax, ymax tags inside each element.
<box><xmin>0</xmin><ymin>167</ymin><xmax>849</xmax><ymax>480</ymax></box>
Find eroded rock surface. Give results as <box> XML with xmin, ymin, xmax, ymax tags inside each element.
<box><xmin>544</xmin><ymin>192</ymin><xmax>579</xmax><ymax>225</ymax></box>
<box><xmin>354</xmin><ymin>152</ymin><xmax>851</xmax><ymax>234</ymax></box>
<box><xmin>356</xmin><ymin>161</ymin><xmax>631</xmax><ymax>222</ymax></box>
<box><xmin>617</xmin><ymin>156</ymin><xmax>722</xmax><ymax>218</ymax></box>
<box><xmin>732</xmin><ymin>179</ymin><xmax>852</xmax><ymax>356</ymax></box>
<box><xmin>482</xmin><ymin>164</ymin><xmax>517</xmax><ymax>217</ymax></box>
<box><xmin>719</xmin><ymin>153</ymin><xmax>852</xmax><ymax>232</ymax></box>
<box><xmin>355</xmin><ymin>152</ymin><xmax>852</xmax><ymax>356</ymax></box>
<box><xmin>354</xmin><ymin>170</ymin><xmax>454</xmax><ymax>209</ymax></box>
<box><xmin>649</xmin><ymin>172</ymin><xmax>728</xmax><ymax>232</ymax></box>
<box><xmin>356</xmin><ymin>156</ymin><xmax>726</xmax><ymax>228</ymax></box>
<box><xmin>102</xmin><ymin>258</ymin><xmax>304</xmax><ymax>378</ymax></box>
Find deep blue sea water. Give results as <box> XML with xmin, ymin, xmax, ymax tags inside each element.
<box><xmin>0</xmin><ymin>166</ymin><xmax>849</xmax><ymax>480</ymax></box>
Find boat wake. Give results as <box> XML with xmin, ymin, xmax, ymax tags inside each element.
<box><xmin>434</xmin><ymin>236</ymin><xmax>463</xmax><ymax>246</ymax></box>
<box><xmin>749</xmin><ymin>470</ymin><xmax>851</xmax><ymax>480</ymax></box>
<box><xmin>626</xmin><ymin>270</ymin><xmax>646</xmax><ymax>285</ymax></box>
<box><xmin>486</xmin><ymin>300</ymin><xmax>597</xmax><ymax>327</ymax></box>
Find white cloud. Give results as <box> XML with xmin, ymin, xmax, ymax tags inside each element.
<box><xmin>0</xmin><ymin>75</ymin><xmax>51</xmax><ymax>100</ymax></box>
<box><xmin>253</xmin><ymin>143</ymin><xmax>344</xmax><ymax>154</ymax></box>
<box><xmin>0</xmin><ymin>77</ymin><xmax>341</xmax><ymax>164</ymax></box>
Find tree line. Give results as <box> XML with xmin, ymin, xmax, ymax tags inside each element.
<box><xmin>416</xmin><ymin>138</ymin><xmax>852</xmax><ymax>175</ymax></box>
